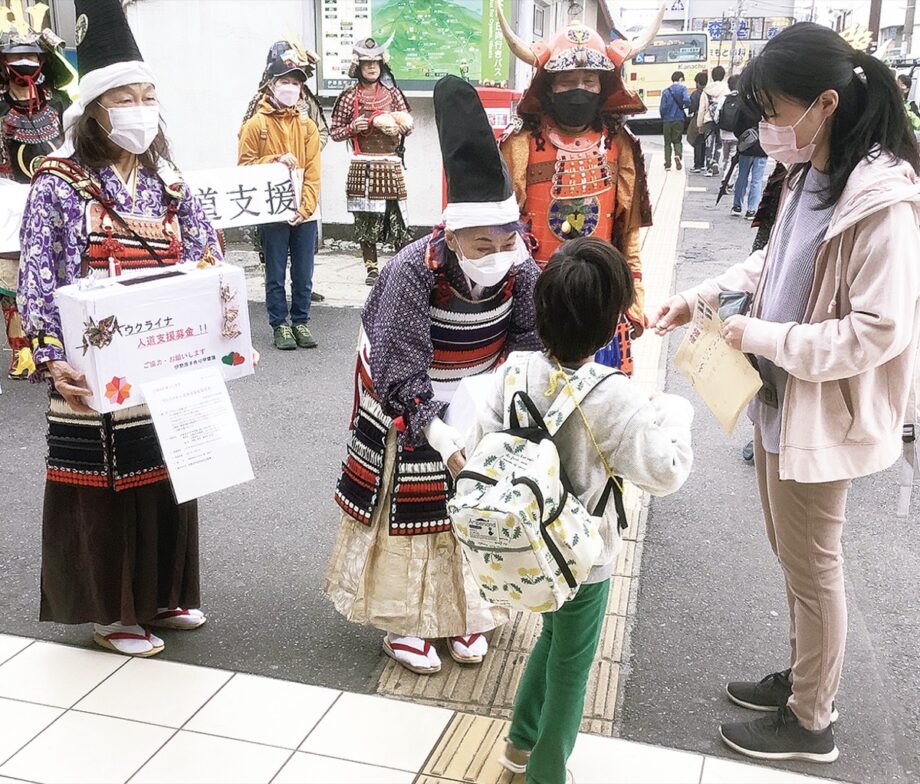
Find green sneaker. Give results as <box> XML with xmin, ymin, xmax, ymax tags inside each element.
<box><xmin>273</xmin><ymin>325</ymin><xmax>297</xmax><ymax>351</ymax></box>
<box><xmin>292</xmin><ymin>324</ymin><xmax>318</xmax><ymax>349</ymax></box>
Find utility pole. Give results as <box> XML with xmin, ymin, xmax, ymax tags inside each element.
<box><xmin>868</xmin><ymin>0</ymin><xmax>882</xmax><ymax>47</ymax></box>
<box><xmin>905</xmin><ymin>0</ymin><xmax>916</xmax><ymax>57</ymax></box>
<box><xmin>718</xmin><ymin>11</ymin><xmax>727</xmax><ymax>67</ymax></box>
<box><xmin>729</xmin><ymin>0</ymin><xmax>744</xmax><ymax>76</ymax></box>
<box><xmin>809</xmin><ymin>0</ymin><xmax>817</xmax><ymax>24</ymax></box>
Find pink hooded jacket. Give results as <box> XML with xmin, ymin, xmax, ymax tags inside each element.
<box><xmin>685</xmin><ymin>152</ymin><xmax>920</xmax><ymax>483</ymax></box>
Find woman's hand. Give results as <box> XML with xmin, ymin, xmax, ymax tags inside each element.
<box><xmin>721</xmin><ymin>315</ymin><xmax>750</xmax><ymax>350</ymax></box>
<box><xmin>447</xmin><ymin>450</ymin><xmax>467</xmax><ymax>478</ymax></box>
<box><xmin>650</xmin><ymin>295</ymin><xmax>692</xmax><ymax>336</ymax></box>
<box><xmin>47</xmin><ymin>360</ymin><xmax>93</xmax><ymax>413</ymax></box>
<box><xmin>352</xmin><ymin>117</ymin><xmax>370</xmax><ymax>133</ymax></box>
<box><xmin>288</xmin><ymin>213</ymin><xmax>306</xmax><ymax>227</ymax></box>
<box><xmin>276</xmin><ymin>152</ymin><xmax>298</xmax><ymax>170</ymax></box>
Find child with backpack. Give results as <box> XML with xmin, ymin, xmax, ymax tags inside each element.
<box><xmin>466</xmin><ymin>238</ymin><xmax>694</xmax><ymax>784</ymax></box>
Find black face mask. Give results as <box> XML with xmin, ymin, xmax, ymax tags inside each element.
<box><xmin>7</xmin><ymin>63</ymin><xmax>41</xmax><ymax>85</ymax></box>
<box><xmin>550</xmin><ymin>88</ymin><xmax>601</xmax><ymax>128</ymax></box>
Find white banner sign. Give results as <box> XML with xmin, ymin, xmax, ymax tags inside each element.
<box><xmin>142</xmin><ymin>368</ymin><xmax>254</xmax><ymax>504</ymax></box>
<box><xmin>0</xmin><ymin>162</ymin><xmax>302</xmax><ymax>254</ymax></box>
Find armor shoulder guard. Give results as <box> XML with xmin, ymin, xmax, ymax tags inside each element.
<box><xmin>500</xmin><ymin>114</ymin><xmax>524</xmax><ymax>144</ymax></box>
<box><xmin>32</xmin><ymin>157</ymin><xmax>100</xmax><ymax>201</ymax></box>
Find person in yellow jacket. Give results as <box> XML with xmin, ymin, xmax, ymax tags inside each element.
<box><xmin>239</xmin><ymin>56</ymin><xmax>321</xmax><ymax>350</ymax></box>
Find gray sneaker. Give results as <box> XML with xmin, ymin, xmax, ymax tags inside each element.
<box><xmin>292</xmin><ymin>324</ymin><xmax>317</xmax><ymax>349</ymax></box>
<box><xmin>272</xmin><ymin>325</ymin><xmax>296</xmax><ymax>351</ymax></box>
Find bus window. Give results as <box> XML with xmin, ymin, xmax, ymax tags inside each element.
<box><xmin>633</xmin><ymin>34</ymin><xmax>708</xmax><ymax>65</ymax></box>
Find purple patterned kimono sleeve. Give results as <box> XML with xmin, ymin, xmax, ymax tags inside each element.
<box><xmin>505</xmin><ymin>258</ymin><xmax>543</xmax><ymax>355</ymax></box>
<box><xmin>362</xmin><ymin>240</ymin><xmax>445</xmax><ymax>446</ymax></box>
<box><xmin>17</xmin><ymin>174</ymin><xmax>85</xmax><ymax>366</ymax></box>
<box><xmin>177</xmin><ymin>183</ymin><xmax>223</xmax><ymax>262</ymax></box>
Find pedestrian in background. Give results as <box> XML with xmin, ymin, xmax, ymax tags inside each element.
<box><xmin>653</xmin><ymin>22</ymin><xmax>920</xmax><ymax>764</ymax></box>
<box><xmin>730</xmin><ymin>94</ymin><xmax>768</xmax><ymax>219</ymax></box>
<box><xmin>718</xmin><ymin>74</ymin><xmax>741</xmax><ymax>183</ymax></box>
<box><xmin>239</xmin><ymin>55</ymin><xmax>322</xmax><ymax>351</ymax></box>
<box><xmin>702</xmin><ymin>65</ymin><xmax>729</xmax><ymax>176</ymax></box>
<box><xmin>688</xmin><ymin>71</ymin><xmax>708</xmax><ymax>173</ymax></box>
<box><xmin>897</xmin><ymin>74</ymin><xmax>920</xmax><ymax>132</ymax></box>
<box><xmin>660</xmin><ymin>70</ymin><xmax>690</xmax><ymax>171</ymax></box>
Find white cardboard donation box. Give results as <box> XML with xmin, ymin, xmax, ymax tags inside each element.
<box><xmin>55</xmin><ymin>264</ymin><xmax>253</xmax><ymax>413</ymax></box>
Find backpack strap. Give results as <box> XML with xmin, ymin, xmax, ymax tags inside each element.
<box><xmin>543</xmin><ymin>362</ymin><xmax>623</xmax><ymax>437</ymax></box>
<box><xmin>502</xmin><ymin>352</ymin><xmax>535</xmax><ymax>429</ymax></box>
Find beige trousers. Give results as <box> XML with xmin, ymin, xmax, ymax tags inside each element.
<box><xmin>753</xmin><ymin>429</ymin><xmax>851</xmax><ymax>731</ymax></box>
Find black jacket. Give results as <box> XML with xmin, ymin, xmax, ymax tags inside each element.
<box><xmin>733</xmin><ymin>103</ymin><xmax>766</xmax><ymax>158</ymax></box>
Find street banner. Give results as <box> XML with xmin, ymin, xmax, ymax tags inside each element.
<box><xmin>0</xmin><ymin>162</ymin><xmax>300</xmax><ymax>254</ymax></box>
<box><xmin>674</xmin><ymin>298</ymin><xmax>762</xmax><ymax>433</ymax></box>
<box><xmin>142</xmin><ymin>368</ymin><xmax>254</xmax><ymax>504</ymax></box>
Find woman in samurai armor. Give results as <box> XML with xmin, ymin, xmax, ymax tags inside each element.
<box><xmin>16</xmin><ymin>0</ymin><xmax>221</xmax><ymax>658</ymax></box>
<box><xmin>330</xmin><ymin>35</ymin><xmax>413</xmax><ymax>286</ymax></box>
<box><xmin>495</xmin><ymin>3</ymin><xmax>664</xmax><ymax>375</ymax></box>
<box><xmin>1</xmin><ymin>27</ymin><xmax>73</xmax><ymax>379</ymax></box>
<box><xmin>325</xmin><ymin>76</ymin><xmax>542</xmax><ymax>675</ymax></box>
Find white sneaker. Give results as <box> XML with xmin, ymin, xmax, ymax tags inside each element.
<box><xmin>93</xmin><ymin>623</ymin><xmax>165</xmax><ymax>657</ymax></box>
<box><xmin>383</xmin><ymin>634</ymin><xmax>442</xmax><ymax>674</ymax></box>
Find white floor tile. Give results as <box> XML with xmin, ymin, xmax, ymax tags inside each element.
<box><xmin>701</xmin><ymin>756</ymin><xmax>840</xmax><ymax>783</ymax></box>
<box><xmin>0</xmin><ymin>642</ymin><xmax>125</xmax><ymax>708</ymax></box>
<box><xmin>570</xmin><ymin>734</ymin><xmax>704</xmax><ymax>784</ymax></box>
<box><xmin>0</xmin><ymin>711</ymin><xmax>172</xmax><ymax>784</ymax></box>
<box><xmin>299</xmin><ymin>692</ymin><xmax>452</xmax><ymax>771</ymax></box>
<box><xmin>274</xmin><ymin>752</ymin><xmax>415</xmax><ymax>784</ymax></box>
<box><xmin>0</xmin><ymin>635</ymin><xmax>32</xmax><ymax>667</ymax></box>
<box><xmin>0</xmin><ymin>698</ymin><xmax>63</xmax><ymax>766</ymax></box>
<box><xmin>130</xmin><ymin>731</ymin><xmax>289</xmax><ymax>784</ymax></box>
<box><xmin>74</xmin><ymin>657</ymin><xmax>231</xmax><ymax>728</ymax></box>
<box><xmin>185</xmin><ymin>673</ymin><xmax>338</xmax><ymax>748</ymax></box>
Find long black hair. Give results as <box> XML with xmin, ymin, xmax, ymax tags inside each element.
<box><xmin>739</xmin><ymin>22</ymin><xmax>920</xmax><ymax>207</ymax></box>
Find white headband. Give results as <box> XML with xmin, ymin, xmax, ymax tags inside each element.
<box><xmin>442</xmin><ymin>194</ymin><xmax>520</xmax><ymax>231</ymax></box>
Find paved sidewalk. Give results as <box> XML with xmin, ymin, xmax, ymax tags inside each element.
<box><xmin>0</xmin><ymin>634</ymin><xmax>846</xmax><ymax>784</ymax></box>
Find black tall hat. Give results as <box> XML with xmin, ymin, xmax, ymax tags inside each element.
<box><xmin>435</xmin><ymin>75</ymin><xmax>518</xmax><ymax>230</ymax></box>
<box><xmin>58</xmin><ymin>0</ymin><xmax>156</xmax><ymax>157</ymax></box>
<box><xmin>74</xmin><ymin>0</ymin><xmax>145</xmax><ymax>78</ymax></box>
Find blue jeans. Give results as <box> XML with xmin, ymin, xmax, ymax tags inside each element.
<box><xmin>734</xmin><ymin>155</ymin><xmax>767</xmax><ymax>213</ymax></box>
<box><xmin>260</xmin><ymin>221</ymin><xmax>317</xmax><ymax>327</ymax></box>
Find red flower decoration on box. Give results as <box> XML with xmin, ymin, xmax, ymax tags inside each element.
<box><xmin>105</xmin><ymin>376</ymin><xmax>132</xmax><ymax>405</ymax></box>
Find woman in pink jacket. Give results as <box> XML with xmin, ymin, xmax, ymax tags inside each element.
<box><xmin>654</xmin><ymin>23</ymin><xmax>920</xmax><ymax>764</ymax></box>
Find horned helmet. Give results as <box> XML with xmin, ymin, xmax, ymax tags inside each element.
<box><xmin>348</xmin><ymin>33</ymin><xmax>396</xmax><ymax>80</ymax></box>
<box><xmin>495</xmin><ymin>0</ymin><xmax>665</xmax><ymax>116</ymax></box>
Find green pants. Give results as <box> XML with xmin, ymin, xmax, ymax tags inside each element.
<box><xmin>508</xmin><ymin>579</ymin><xmax>610</xmax><ymax>784</ymax></box>
<box><xmin>662</xmin><ymin>120</ymin><xmax>684</xmax><ymax>167</ymax></box>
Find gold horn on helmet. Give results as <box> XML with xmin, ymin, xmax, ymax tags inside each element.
<box><xmin>626</xmin><ymin>3</ymin><xmax>667</xmax><ymax>61</ymax></box>
<box><xmin>494</xmin><ymin>0</ymin><xmax>537</xmax><ymax>66</ymax></box>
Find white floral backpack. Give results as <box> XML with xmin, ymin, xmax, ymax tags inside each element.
<box><xmin>449</xmin><ymin>354</ymin><xmax>625</xmax><ymax>613</ymax></box>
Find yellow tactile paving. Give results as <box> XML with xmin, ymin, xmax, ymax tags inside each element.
<box><xmin>418</xmin><ymin>713</ymin><xmax>523</xmax><ymax>784</ymax></box>
<box><xmin>379</xmin><ymin>153</ymin><xmax>687</xmax><ymax>738</ymax></box>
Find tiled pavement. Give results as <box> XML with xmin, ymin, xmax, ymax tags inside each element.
<box><xmin>0</xmin><ymin>634</ymin><xmax>845</xmax><ymax>784</ymax></box>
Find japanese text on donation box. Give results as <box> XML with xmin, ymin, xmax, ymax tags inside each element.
<box><xmin>142</xmin><ymin>369</ymin><xmax>254</xmax><ymax>504</ymax></box>
<box><xmin>55</xmin><ymin>265</ymin><xmax>253</xmax><ymax>414</ymax></box>
<box><xmin>674</xmin><ymin>299</ymin><xmax>763</xmax><ymax>433</ymax></box>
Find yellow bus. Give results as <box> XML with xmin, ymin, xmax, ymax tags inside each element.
<box><xmin>623</xmin><ymin>32</ymin><xmax>752</xmax><ymax>124</ymax></box>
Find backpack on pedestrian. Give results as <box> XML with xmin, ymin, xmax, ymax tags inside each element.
<box><xmin>717</xmin><ymin>92</ymin><xmax>742</xmax><ymax>133</ymax></box>
<box><xmin>449</xmin><ymin>355</ymin><xmax>626</xmax><ymax>614</ymax></box>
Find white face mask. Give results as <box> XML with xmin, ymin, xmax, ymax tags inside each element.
<box><xmin>105</xmin><ymin>105</ymin><xmax>160</xmax><ymax>154</ymax></box>
<box><xmin>758</xmin><ymin>95</ymin><xmax>826</xmax><ymax>166</ymax></box>
<box><xmin>453</xmin><ymin>234</ymin><xmax>527</xmax><ymax>288</ymax></box>
<box><xmin>273</xmin><ymin>83</ymin><xmax>301</xmax><ymax>107</ymax></box>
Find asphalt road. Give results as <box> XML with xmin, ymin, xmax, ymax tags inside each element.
<box><xmin>617</xmin><ymin>173</ymin><xmax>920</xmax><ymax>784</ymax></box>
<box><xmin>0</xmin><ymin>302</ymin><xmax>387</xmax><ymax>693</ymax></box>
